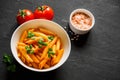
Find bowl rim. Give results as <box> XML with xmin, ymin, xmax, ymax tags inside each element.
<box><xmin>69</xmin><ymin>8</ymin><xmax>95</xmax><ymax>31</ymax></box>
<box><xmin>10</xmin><ymin>19</ymin><xmax>71</xmax><ymax>72</ymax></box>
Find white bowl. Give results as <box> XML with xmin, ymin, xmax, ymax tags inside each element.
<box><xmin>69</xmin><ymin>9</ymin><xmax>95</xmax><ymax>34</ymax></box>
<box><xmin>11</xmin><ymin>19</ymin><xmax>71</xmax><ymax>72</ymax></box>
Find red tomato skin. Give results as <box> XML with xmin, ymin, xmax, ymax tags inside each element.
<box><xmin>34</xmin><ymin>9</ymin><xmax>43</xmax><ymax>19</ymax></box>
<box><xmin>16</xmin><ymin>9</ymin><xmax>34</xmax><ymax>25</ymax></box>
<box><xmin>43</xmin><ymin>7</ymin><xmax>54</xmax><ymax>20</ymax></box>
<box><xmin>34</xmin><ymin>5</ymin><xmax>54</xmax><ymax>20</ymax></box>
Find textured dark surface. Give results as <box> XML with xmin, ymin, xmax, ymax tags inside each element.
<box><xmin>0</xmin><ymin>0</ymin><xmax>120</xmax><ymax>80</ymax></box>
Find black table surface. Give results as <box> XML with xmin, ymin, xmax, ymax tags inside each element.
<box><xmin>0</xmin><ymin>0</ymin><xmax>120</xmax><ymax>80</ymax></box>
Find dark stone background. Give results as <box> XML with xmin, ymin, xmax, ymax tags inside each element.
<box><xmin>0</xmin><ymin>0</ymin><xmax>120</xmax><ymax>80</ymax></box>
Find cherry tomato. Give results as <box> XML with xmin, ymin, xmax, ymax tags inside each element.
<box><xmin>34</xmin><ymin>5</ymin><xmax>54</xmax><ymax>20</ymax></box>
<box><xmin>16</xmin><ymin>9</ymin><xmax>34</xmax><ymax>25</ymax></box>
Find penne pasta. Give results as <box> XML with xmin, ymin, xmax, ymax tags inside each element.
<box><xmin>29</xmin><ymin>54</ymin><xmax>40</xmax><ymax>63</ymax></box>
<box><xmin>56</xmin><ymin>38</ymin><xmax>61</xmax><ymax>50</ymax></box>
<box><xmin>17</xmin><ymin>42</ymin><xmax>26</xmax><ymax>46</ymax></box>
<box><xmin>17</xmin><ymin>27</ymin><xmax>64</xmax><ymax>69</ymax></box>
<box><xmin>19</xmin><ymin>46</ymin><xmax>33</xmax><ymax>63</ymax></box>
<box><xmin>48</xmin><ymin>36</ymin><xmax>58</xmax><ymax>47</ymax></box>
<box><xmin>31</xmin><ymin>62</ymin><xmax>39</xmax><ymax>69</ymax></box>
<box><xmin>44</xmin><ymin>64</ymin><xmax>50</xmax><ymax>69</ymax></box>
<box><xmin>28</xmin><ymin>28</ymin><xmax>35</xmax><ymax>32</ymax></box>
<box><xmin>25</xmin><ymin>39</ymin><xmax>36</xmax><ymax>44</ymax></box>
<box><xmin>52</xmin><ymin>45</ymin><xmax>56</xmax><ymax>53</ymax></box>
<box><xmin>40</xmin><ymin>46</ymin><xmax>49</xmax><ymax>61</ymax></box>
<box><xmin>26</xmin><ymin>62</ymin><xmax>32</xmax><ymax>67</ymax></box>
<box><xmin>39</xmin><ymin>57</ymin><xmax>49</xmax><ymax>69</ymax></box>
<box><xmin>28</xmin><ymin>64</ymin><xmax>33</xmax><ymax>67</ymax></box>
<box><xmin>20</xmin><ymin>55</ymin><xmax>26</xmax><ymax>63</ymax></box>
<box><xmin>36</xmin><ymin>55</ymin><xmax>41</xmax><ymax>61</ymax></box>
<box><xmin>20</xmin><ymin>30</ymin><xmax>27</xmax><ymax>42</ymax></box>
<box><xmin>33</xmin><ymin>32</ymin><xmax>48</xmax><ymax>41</ymax></box>
<box><xmin>51</xmin><ymin>49</ymin><xmax>64</xmax><ymax>66</ymax></box>
<box><xmin>39</xmin><ymin>28</ymin><xmax>56</xmax><ymax>36</ymax></box>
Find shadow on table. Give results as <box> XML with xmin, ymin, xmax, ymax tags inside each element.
<box><xmin>73</xmin><ymin>33</ymin><xmax>90</xmax><ymax>47</ymax></box>
<box><xmin>66</xmin><ymin>24</ymin><xmax>90</xmax><ymax>47</ymax></box>
<box><xmin>5</xmin><ymin>62</ymin><xmax>61</xmax><ymax>80</ymax></box>
<box><xmin>7</xmin><ymin>23</ymin><xmax>19</xmax><ymax>39</ymax></box>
